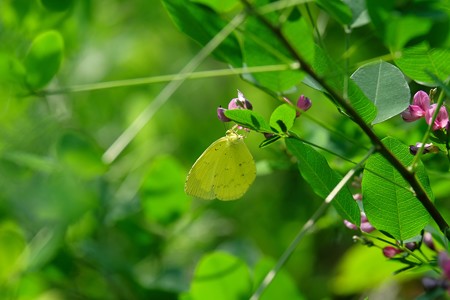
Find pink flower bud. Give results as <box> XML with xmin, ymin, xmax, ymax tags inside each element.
<box><xmin>423</xmin><ymin>232</ymin><xmax>436</xmax><ymax>251</ymax></box>
<box><xmin>217</xmin><ymin>106</ymin><xmax>231</xmax><ymax>122</ymax></box>
<box><xmin>425</xmin><ymin>104</ymin><xmax>449</xmax><ymax>131</ymax></box>
<box><xmin>343</xmin><ymin>220</ymin><xmax>358</xmax><ymax>230</ymax></box>
<box><xmin>383</xmin><ymin>246</ymin><xmax>403</xmax><ymax>258</ymax></box>
<box><xmin>297</xmin><ymin>95</ymin><xmax>312</xmax><ymax>110</ymax></box>
<box><xmin>296</xmin><ymin>95</ymin><xmax>312</xmax><ymax>117</ymax></box>
<box><xmin>405</xmin><ymin>242</ymin><xmax>417</xmax><ymax>251</ymax></box>
<box><xmin>352</xmin><ymin>193</ymin><xmax>362</xmax><ymax>201</ymax></box>
<box><xmin>360</xmin><ymin>221</ymin><xmax>376</xmax><ymax>233</ymax></box>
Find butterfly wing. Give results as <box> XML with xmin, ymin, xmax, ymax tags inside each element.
<box><xmin>184</xmin><ymin>137</ymin><xmax>228</xmax><ymax>200</ymax></box>
<box><xmin>213</xmin><ymin>136</ymin><xmax>256</xmax><ymax>200</ymax></box>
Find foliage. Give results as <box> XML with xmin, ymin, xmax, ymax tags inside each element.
<box><xmin>1</xmin><ymin>0</ymin><xmax>450</xmax><ymax>299</ymax></box>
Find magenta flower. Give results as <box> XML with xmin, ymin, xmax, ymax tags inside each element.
<box><xmin>296</xmin><ymin>95</ymin><xmax>312</xmax><ymax>117</ymax></box>
<box><xmin>425</xmin><ymin>104</ymin><xmax>449</xmax><ymax>131</ymax></box>
<box><xmin>401</xmin><ymin>91</ymin><xmax>430</xmax><ymax>122</ymax></box>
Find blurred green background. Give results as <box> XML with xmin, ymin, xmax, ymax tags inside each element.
<box><xmin>1</xmin><ymin>0</ymin><xmax>449</xmax><ymax>299</ymax></box>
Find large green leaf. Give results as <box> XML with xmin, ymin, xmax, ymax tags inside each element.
<box><xmin>23</xmin><ymin>30</ymin><xmax>64</xmax><ymax>90</ymax></box>
<box><xmin>285</xmin><ymin>138</ymin><xmax>360</xmax><ymax>225</ymax></box>
<box><xmin>312</xmin><ymin>45</ymin><xmax>377</xmax><ymax>124</ymax></box>
<box><xmin>394</xmin><ymin>42</ymin><xmax>450</xmax><ymax>85</ymax></box>
<box><xmin>351</xmin><ymin>61</ymin><xmax>410</xmax><ymax>124</ymax></box>
<box><xmin>189</xmin><ymin>252</ymin><xmax>252</xmax><ymax>300</ymax></box>
<box><xmin>161</xmin><ymin>0</ymin><xmax>242</xmax><ymax>66</ymax></box>
<box><xmin>362</xmin><ymin>137</ymin><xmax>433</xmax><ymax>241</ymax></box>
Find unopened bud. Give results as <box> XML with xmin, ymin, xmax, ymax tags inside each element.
<box><xmin>217</xmin><ymin>106</ymin><xmax>231</xmax><ymax>122</ymax></box>
<box><xmin>405</xmin><ymin>242</ymin><xmax>418</xmax><ymax>251</ymax></box>
<box><xmin>383</xmin><ymin>246</ymin><xmax>403</xmax><ymax>258</ymax></box>
<box><xmin>423</xmin><ymin>232</ymin><xmax>436</xmax><ymax>251</ymax></box>
<box><xmin>343</xmin><ymin>220</ymin><xmax>358</xmax><ymax>230</ymax></box>
<box><xmin>296</xmin><ymin>95</ymin><xmax>312</xmax><ymax>112</ymax></box>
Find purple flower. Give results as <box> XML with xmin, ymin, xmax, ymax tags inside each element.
<box><xmin>343</xmin><ymin>212</ymin><xmax>375</xmax><ymax>233</ymax></box>
<box><xmin>425</xmin><ymin>104</ymin><xmax>449</xmax><ymax>131</ymax></box>
<box><xmin>218</xmin><ymin>90</ymin><xmax>253</xmax><ymax>122</ymax></box>
<box><xmin>296</xmin><ymin>95</ymin><xmax>312</xmax><ymax>117</ymax></box>
<box><xmin>360</xmin><ymin>212</ymin><xmax>375</xmax><ymax>233</ymax></box>
<box><xmin>228</xmin><ymin>90</ymin><xmax>253</xmax><ymax>110</ymax></box>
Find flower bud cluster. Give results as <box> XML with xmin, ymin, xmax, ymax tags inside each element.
<box><xmin>343</xmin><ymin>193</ymin><xmax>376</xmax><ymax>233</ymax></box>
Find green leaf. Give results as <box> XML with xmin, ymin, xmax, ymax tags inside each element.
<box><xmin>269</xmin><ymin>104</ymin><xmax>296</xmax><ymax>133</ymax></box>
<box><xmin>140</xmin><ymin>155</ymin><xmax>190</xmax><ymax>225</ymax></box>
<box><xmin>253</xmin><ymin>257</ymin><xmax>305</xmax><ymax>300</ymax></box>
<box><xmin>242</xmin><ymin>14</ymin><xmax>304</xmax><ymax>92</ymax></box>
<box><xmin>351</xmin><ymin>61</ymin><xmax>410</xmax><ymax>124</ymax></box>
<box><xmin>285</xmin><ymin>138</ymin><xmax>360</xmax><ymax>225</ymax></box>
<box><xmin>313</xmin><ymin>45</ymin><xmax>377</xmax><ymax>124</ymax></box>
<box><xmin>189</xmin><ymin>252</ymin><xmax>252</xmax><ymax>300</ymax></box>
<box><xmin>362</xmin><ymin>137</ymin><xmax>433</xmax><ymax>241</ymax></box>
<box><xmin>161</xmin><ymin>0</ymin><xmax>242</xmax><ymax>66</ymax></box>
<box><xmin>394</xmin><ymin>42</ymin><xmax>450</xmax><ymax>85</ymax></box>
<box><xmin>283</xmin><ymin>11</ymin><xmax>315</xmax><ymax>65</ymax></box>
<box><xmin>23</xmin><ymin>30</ymin><xmax>64</xmax><ymax>90</ymax></box>
<box><xmin>259</xmin><ymin>135</ymin><xmax>281</xmax><ymax>148</ymax></box>
<box><xmin>224</xmin><ymin>109</ymin><xmax>272</xmax><ymax>133</ymax></box>
<box><xmin>316</xmin><ymin>0</ymin><xmax>353</xmax><ymax>25</ymax></box>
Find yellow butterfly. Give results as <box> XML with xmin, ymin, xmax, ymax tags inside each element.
<box><xmin>185</xmin><ymin>129</ymin><xmax>256</xmax><ymax>200</ymax></box>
